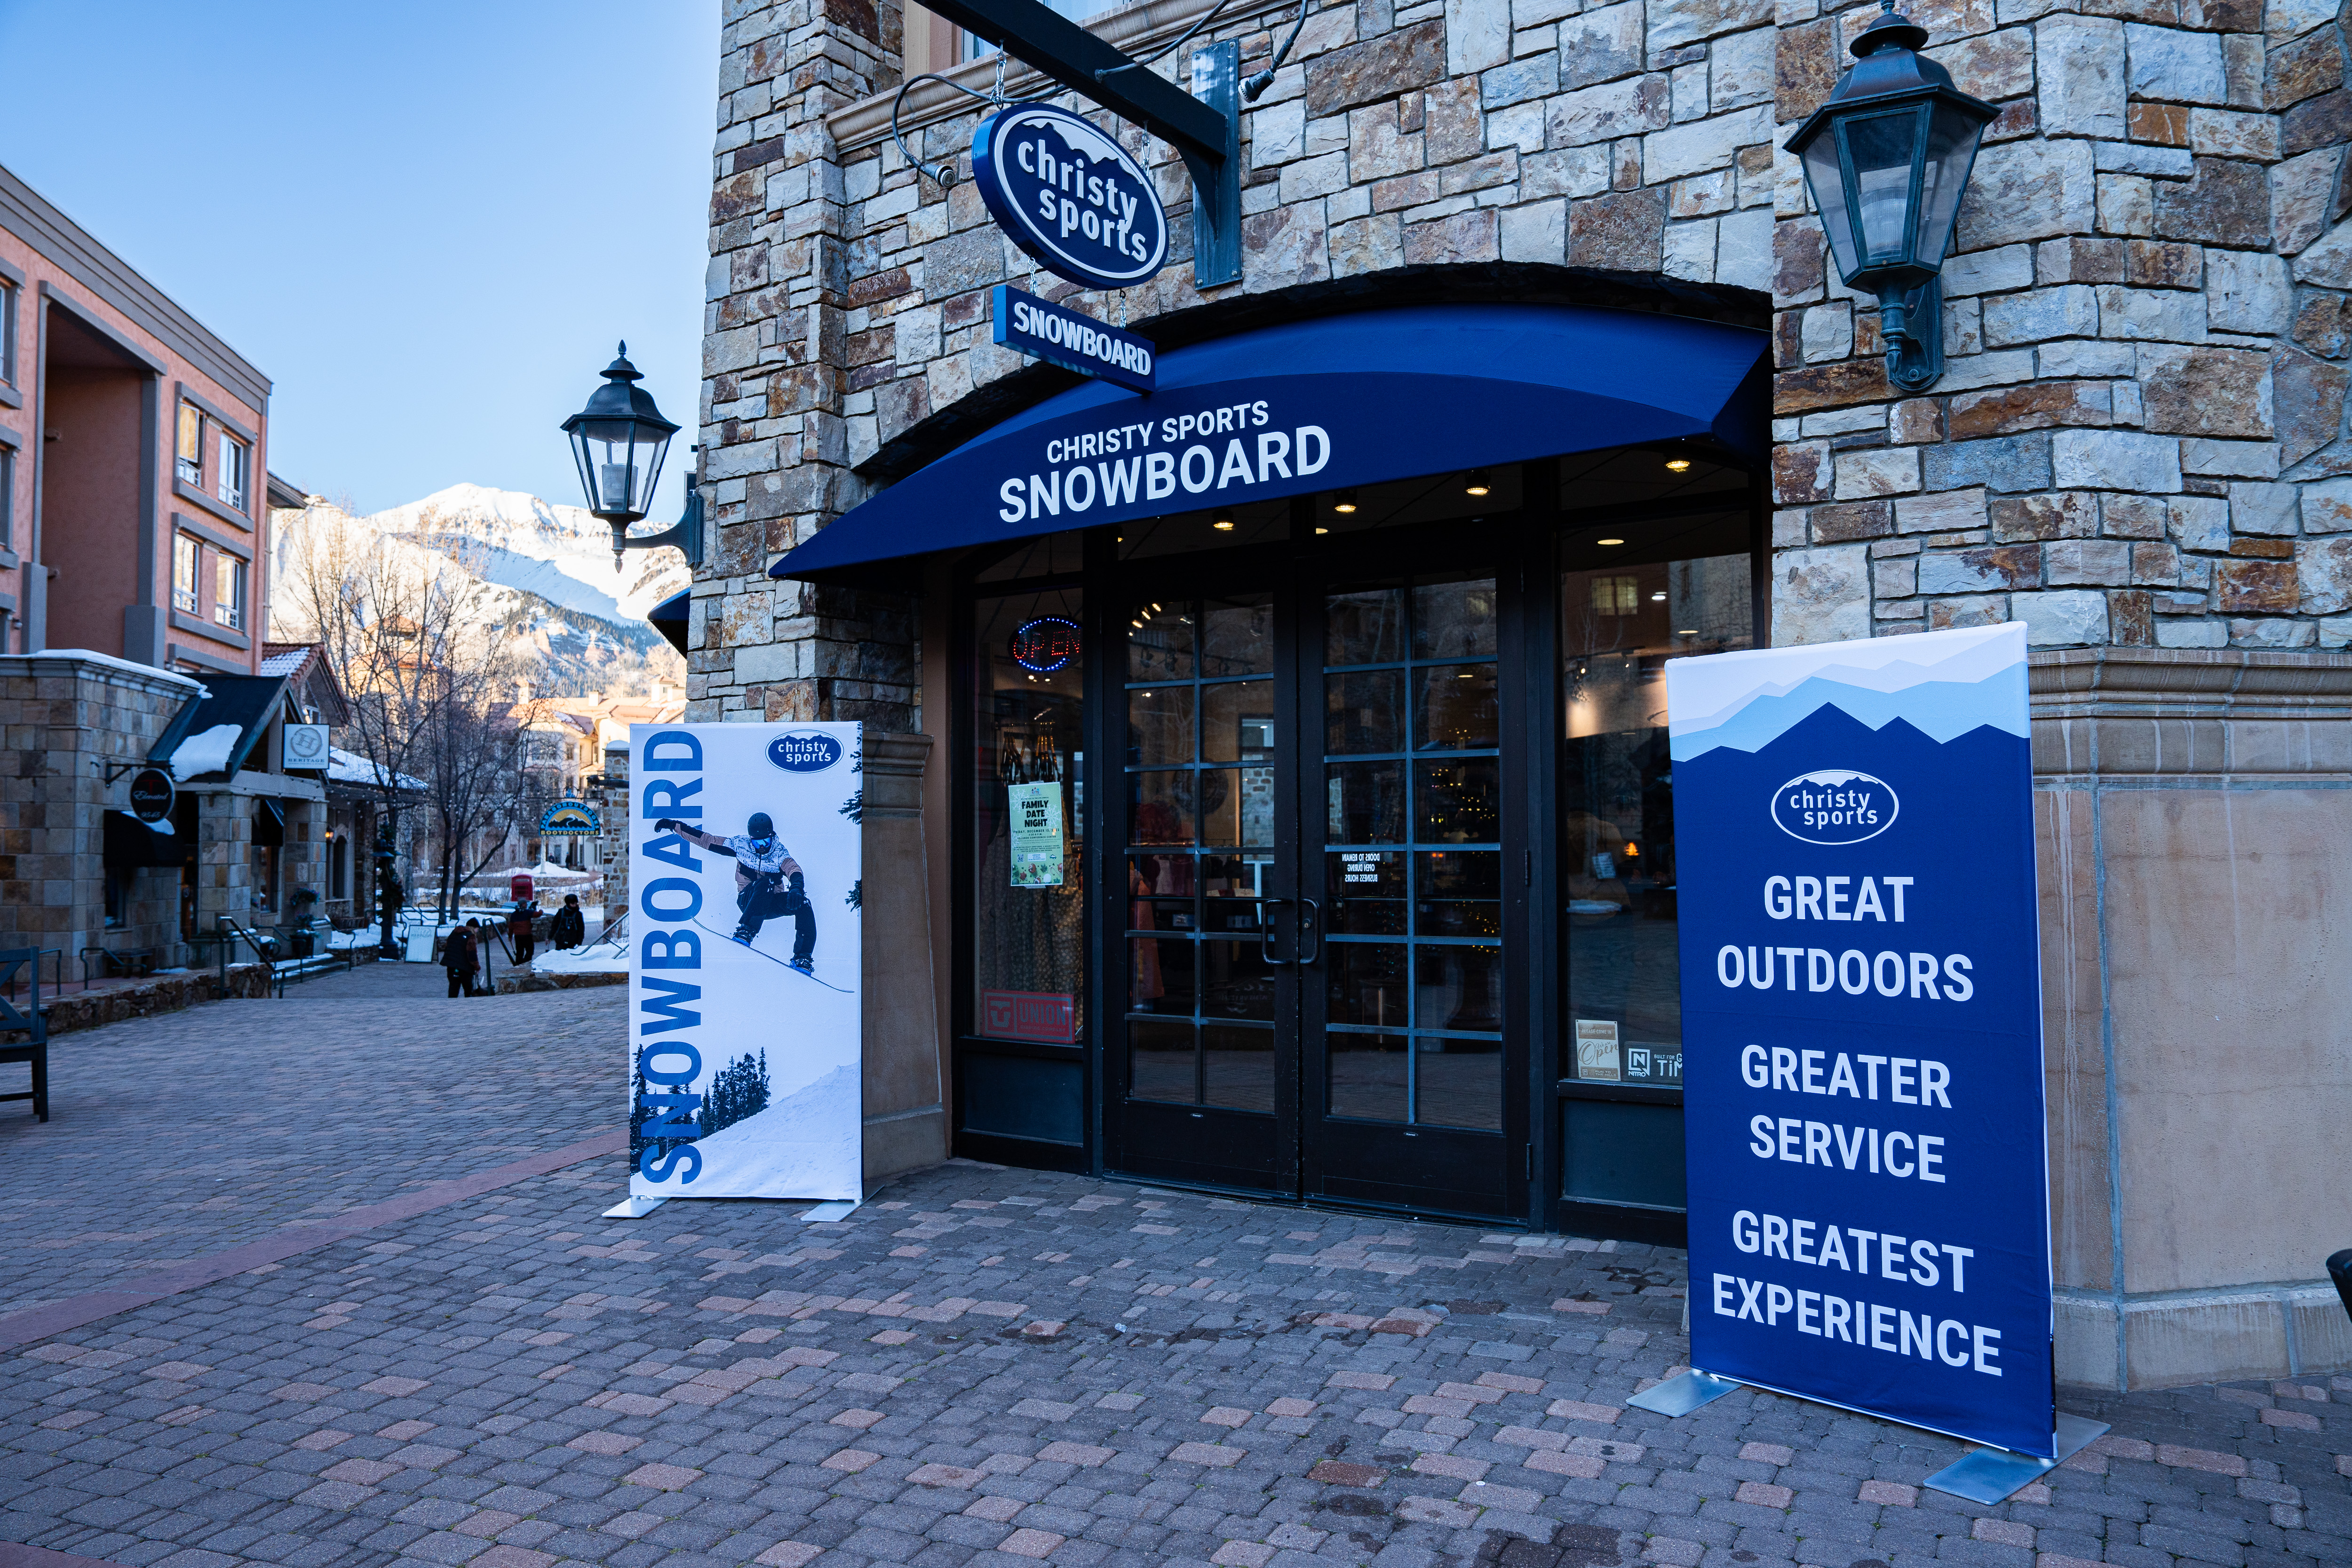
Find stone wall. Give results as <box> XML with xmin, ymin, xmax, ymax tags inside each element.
<box><xmin>0</xmin><ymin>653</ymin><xmax>205</xmax><ymax>965</ymax></box>
<box><xmin>1770</xmin><ymin>0</ymin><xmax>2352</xmax><ymax>652</ymax></box>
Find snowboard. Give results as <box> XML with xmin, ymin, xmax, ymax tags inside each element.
<box><xmin>691</xmin><ymin>915</ymin><xmax>854</xmax><ymax>993</ymax></box>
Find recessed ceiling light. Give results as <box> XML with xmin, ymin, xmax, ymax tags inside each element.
<box><xmin>1597</xmin><ymin>537</ymin><xmax>1625</xmax><ymax>546</ymax></box>
<box><xmin>1315</xmin><ymin>525</ymin><xmax>1329</xmax><ymax>534</ymax></box>
<box><xmin>1665</xmin><ymin>457</ymin><xmax>1692</xmax><ymax>472</ymax></box>
<box><xmin>1464</xmin><ymin>470</ymin><xmax>1492</xmax><ymax>497</ymax></box>
<box><xmin>1333</xmin><ymin>489</ymin><xmax>1359</xmax><ymax>513</ymax></box>
<box><xmin>1651</xmin><ymin>591</ymin><xmax>1667</xmax><ymax>601</ymax></box>
<box><xmin>1213</xmin><ymin>517</ymin><xmax>1234</xmax><ymax>531</ymax></box>
<box><xmin>1677</xmin><ymin>628</ymin><xmax>1699</xmax><ymax>635</ymax></box>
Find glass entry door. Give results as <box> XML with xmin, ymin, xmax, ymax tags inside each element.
<box><xmin>1104</xmin><ymin>553</ymin><xmax>1526</xmax><ymax>1221</ymax></box>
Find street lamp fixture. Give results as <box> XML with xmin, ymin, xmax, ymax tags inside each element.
<box><xmin>1786</xmin><ymin>0</ymin><xmax>1996</xmax><ymax>392</ymax></box>
<box><xmin>562</xmin><ymin>342</ymin><xmax>689</xmax><ymax>569</ymax></box>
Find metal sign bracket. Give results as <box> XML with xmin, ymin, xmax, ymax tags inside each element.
<box><xmin>920</xmin><ymin>0</ymin><xmax>1244</xmax><ymax>290</ymax></box>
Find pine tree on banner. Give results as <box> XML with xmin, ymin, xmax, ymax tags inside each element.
<box><xmin>701</xmin><ymin>1050</ymin><xmax>772</xmax><ymax>1137</ymax></box>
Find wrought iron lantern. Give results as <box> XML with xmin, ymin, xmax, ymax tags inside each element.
<box><xmin>562</xmin><ymin>342</ymin><xmax>683</xmax><ymax>566</ymax></box>
<box><xmin>1786</xmin><ymin>0</ymin><xmax>1997</xmax><ymax>391</ymax></box>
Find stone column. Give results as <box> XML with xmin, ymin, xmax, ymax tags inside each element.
<box><xmin>860</xmin><ymin>732</ymin><xmax>946</xmax><ymax>1183</ymax></box>
<box><xmin>2033</xmin><ymin>646</ymin><xmax>2352</xmax><ymax>1388</ymax></box>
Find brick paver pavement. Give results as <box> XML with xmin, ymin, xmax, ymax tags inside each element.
<box><xmin>2</xmin><ymin>982</ymin><xmax>2346</xmax><ymax>1568</ymax></box>
<box><xmin>0</xmin><ymin>961</ymin><xmax>617</xmax><ymax>1318</ymax></box>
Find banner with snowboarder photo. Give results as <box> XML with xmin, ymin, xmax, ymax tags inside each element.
<box><xmin>628</xmin><ymin>721</ymin><xmax>863</xmax><ymax>1202</ymax></box>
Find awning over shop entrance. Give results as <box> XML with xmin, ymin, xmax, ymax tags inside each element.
<box><xmin>772</xmin><ymin>303</ymin><xmax>1767</xmax><ymax>586</ymax></box>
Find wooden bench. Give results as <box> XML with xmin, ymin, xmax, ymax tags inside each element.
<box><xmin>0</xmin><ymin>947</ymin><xmax>49</xmax><ymax>1122</ymax></box>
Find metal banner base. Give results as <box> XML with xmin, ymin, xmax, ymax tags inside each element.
<box><xmin>799</xmin><ymin>1199</ymin><xmax>860</xmax><ymax>1222</ymax></box>
<box><xmin>1924</xmin><ymin>1413</ymin><xmax>2109</xmax><ymax>1504</ymax></box>
<box><xmin>1626</xmin><ymin>1369</ymin><xmax>1743</xmax><ymax>1417</ymax></box>
<box><xmin>601</xmin><ymin>1195</ymin><xmax>668</xmax><ymax>1218</ymax></box>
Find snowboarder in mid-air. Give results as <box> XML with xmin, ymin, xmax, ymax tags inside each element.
<box><xmin>654</xmin><ymin>812</ymin><xmax>817</xmax><ymax>974</ymax></box>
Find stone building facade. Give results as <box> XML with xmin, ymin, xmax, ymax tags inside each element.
<box><xmin>686</xmin><ymin>0</ymin><xmax>2352</xmax><ymax>1389</ymax></box>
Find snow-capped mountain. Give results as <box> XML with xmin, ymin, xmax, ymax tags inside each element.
<box><xmin>270</xmin><ymin>483</ymin><xmax>689</xmax><ymax>697</ymax></box>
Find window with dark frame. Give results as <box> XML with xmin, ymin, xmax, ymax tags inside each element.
<box><xmin>216</xmin><ymin>430</ymin><xmax>249</xmax><ymax>511</ymax></box>
<box><xmin>176</xmin><ymin>403</ymin><xmax>203</xmax><ymax>487</ymax></box>
<box><xmin>0</xmin><ymin>282</ymin><xmax>16</xmax><ymax>386</ymax></box>
<box><xmin>173</xmin><ymin>534</ymin><xmax>199</xmax><ymax>614</ymax></box>
<box><xmin>213</xmin><ymin>551</ymin><xmax>246</xmax><ymax>631</ymax></box>
<box><xmin>0</xmin><ymin>447</ymin><xmax>13</xmax><ymax>549</ymax></box>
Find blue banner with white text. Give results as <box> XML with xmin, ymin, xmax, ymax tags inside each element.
<box><xmin>1663</xmin><ymin>622</ymin><xmax>2053</xmax><ymax>1457</ymax></box>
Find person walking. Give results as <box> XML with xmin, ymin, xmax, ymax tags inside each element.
<box><xmin>509</xmin><ymin>897</ymin><xmax>538</xmax><ymax>964</ymax></box>
<box><xmin>550</xmin><ymin>894</ymin><xmax>585</xmax><ymax>951</ymax></box>
<box><xmin>443</xmin><ymin>922</ymin><xmax>477</xmax><ymax>999</ymax></box>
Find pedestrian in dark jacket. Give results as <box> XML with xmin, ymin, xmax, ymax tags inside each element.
<box><xmin>443</xmin><ymin>924</ymin><xmax>477</xmax><ymax>998</ymax></box>
<box><xmin>509</xmin><ymin>898</ymin><xmax>539</xmax><ymax>964</ymax></box>
<box><xmin>550</xmin><ymin>894</ymin><xmax>586</xmax><ymax>950</ymax></box>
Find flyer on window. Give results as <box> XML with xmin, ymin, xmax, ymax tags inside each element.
<box><xmin>1008</xmin><ymin>780</ymin><xmax>1065</xmax><ymax>887</ymax></box>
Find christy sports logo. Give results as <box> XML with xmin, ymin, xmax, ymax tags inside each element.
<box><xmin>767</xmin><ymin>732</ymin><xmax>844</xmax><ymax>773</ymax></box>
<box><xmin>1771</xmin><ymin>769</ymin><xmax>1899</xmax><ymax>845</ymax></box>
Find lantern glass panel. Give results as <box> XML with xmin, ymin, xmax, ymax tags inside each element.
<box><xmin>1844</xmin><ymin>107</ymin><xmax>1926</xmax><ymax>267</ymax></box>
<box><xmin>1800</xmin><ymin>133</ymin><xmax>1860</xmax><ymax>282</ymax></box>
<box><xmin>1913</xmin><ymin>104</ymin><xmax>1984</xmax><ymax>270</ymax></box>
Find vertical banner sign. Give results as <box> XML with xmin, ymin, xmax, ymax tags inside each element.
<box><xmin>1664</xmin><ymin>623</ymin><xmax>2053</xmax><ymax>1457</ymax></box>
<box><xmin>628</xmin><ymin>722</ymin><xmax>864</xmax><ymax>1202</ymax></box>
<box><xmin>1008</xmin><ymin>780</ymin><xmax>1066</xmax><ymax>887</ymax></box>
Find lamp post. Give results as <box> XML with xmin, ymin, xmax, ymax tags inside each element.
<box><xmin>562</xmin><ymin>343</ymin><xmax>699</xmax><ymax>570</ymax></box>
<box><xmin>1786</xmin><ymin>0</ymin><xmax>1997</xmax><ymax>392</ymax></box>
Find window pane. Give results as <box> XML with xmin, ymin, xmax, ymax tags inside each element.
<box><xmin>1416</xmin><ymin>944</ymin><xmax>1502</xmax><ymax>1033</ymax></box>
<box><xmin>1201</xmin><ymin>938</ymin><xmax>1275</xmax><ymax>1020</ymax></box>
<box><xmin>1129</xmin><ymin>771</ymin><xmax>1195</xmax><ymax>844</ymax></box>
<box><xmin>1328</xmin><ymin>941</ymin><xmax>1408</xmax><ymax>1029</ymax></box>
<box><xmin>1561</xmin><ymin>549</ymin><xmax>1753</xmax><ymax>1089</ymax></box>
<box><xmin>1412</xmin><ymin>577</ymin><xmax>1497</xmax><ymax>660</ymax></box>
<box><xmin>1327</xmin><ymin>848</ymin><xmax>1406</xmax><ymax>935</ymax></box>
<box><xmin>973</xmin><ymin>589</ymin><xmax>1086</xmax><ymax>1043</ymax></box>
<box><xmin>1203</xmin><ymin>1025</ymin><xmax>1275</xmax><ymax>1111</ymax></box>
<box><xmin>1129</xmin><ymin>1018</ymin><xmax>1196</xmax><ymax>1102</ymax></box>
<box><xmin>1129</xmin><ymin>602</ymin><xmax>1192</xmax><ymax>680</ymax></box>
<box><xmin>1128</xmin><ymin>685</ymin><xmax>1193</xmax><ymax>764</ymax></box>
<box><xmin>1200</xmin><ymin>679</ymin><xmax>1272</xmax><ymax>763</ymax></box>
<box><xmin>1414</xmin><ymin>1037</ymin><xmax>1502</xmax><ymax>1130</ymax></box>
<box><xmin>1325</xmin><ymin>670</ymin><xmax>1404</xmax><ymax>754</ymax></box>
<box><xmin>1414</xmin><ymin>756</ymin><xmax>1501</xmax><ymax>844</ymax></box>
<box><xmin>1844</xmin><ymin>107</ymin><xmax>1923</xmax><ymax>263</ymax></box>
<box><xmin>177</xmin><ymin>403</ymin><xmax>201</xmax><ymax>462</ymax></box>
<box><xmin>1326</xmin><ymin>761</ymin><xmax>1404</xmax><ymax>844</ymax></box>
<box><xmin>1328</xmin><ymin>1032</ymin><xmax>1408</xmax><ymax>1122</ymax></box>
<box><xmin>1416</xmin><ymin>849</ymin><xmax>1501</xmax><ymax>937</ymax></box>
<box><xmin>1326</xmin><ymin>586</ymin><xmax>1405</xmax><ymax>665</ymax></box>
<box><xmin>1200</xmin><ymin>594</ymin><xmax>1272</xmax><ymax>676</ymax></box>
<box><xmin>1414</xmin><ymin>664</ymin><xmax>1498</xmax><ymax>750</ymax></box>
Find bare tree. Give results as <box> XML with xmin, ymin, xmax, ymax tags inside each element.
<box><xmin>274</xmin><ymin>501</ymin><xmax>500</xmax><ymax>949</ymax></box>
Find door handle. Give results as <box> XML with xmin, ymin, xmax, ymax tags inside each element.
<box><xmin>1257</xmin><ymin>897</ymin><xmax>1295</xmax><ymax>966</ymax></box>
<box><xmin>1295</xmin><ymin>896</ymin><xmax>1322</xmax><ymax>966</ymax></box>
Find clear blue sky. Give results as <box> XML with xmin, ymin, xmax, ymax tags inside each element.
<box><xmin>0</xmin><ymin>0</ymin><xmax>719</xmax><ymax>521</ymax></box>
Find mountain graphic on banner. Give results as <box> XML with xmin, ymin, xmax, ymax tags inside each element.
<box><xmin>1667</xmin><ymin>621</ymin><xmax>2028</xmax><ymax>760</ymax></box>
<box><xmin>1670</xmin><ymin>667</ymin><xmax>2028</xmax><ymax>759</ymax></box>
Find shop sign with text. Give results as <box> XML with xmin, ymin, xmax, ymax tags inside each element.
<box><xmin>972</xmin><ymin>103</ymin><xmax>1168</xmax><ymax>290</ymax></box>
<box><xmin>1663</xmin><ymin>622</ymin><xmax>2054</xmax><ymax>1457</ymax></box>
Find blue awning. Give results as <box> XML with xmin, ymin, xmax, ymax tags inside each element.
<box><xmin>648</xmin><ymin>588</ymin><xmax>691</xmax><ymax>656</ymax></box>
<box><xmin>773</xmin><ymin>302</ymin><xmax>1768</xmax><ymax>583</ymax></box>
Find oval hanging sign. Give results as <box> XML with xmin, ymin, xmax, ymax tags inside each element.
<box><xmin>972</xmin><ymin>103</ymin><xmax>1168</xmax><ymax>291</ymax></box>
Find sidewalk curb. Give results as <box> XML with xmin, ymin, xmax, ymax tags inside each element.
<box><xmin>0</xmin><ymin>1129</ymin><xmax>625</xmax><ymax>1352</ymax></box>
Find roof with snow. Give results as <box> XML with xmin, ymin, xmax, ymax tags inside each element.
<box><xmin>148</xmin><ymin>675</ymin><xmax>289</xmax><ymax>781</ymax></box>
<box><xmin>328</xmin><ymin>746</ymin><xmax>426</xmax><ymax>792</ymax></box>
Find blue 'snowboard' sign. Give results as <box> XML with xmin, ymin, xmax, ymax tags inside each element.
<box><xmin>971</xmin><ymin>103</ymin><xmax>1168</xmax><ymax>291</ymax></box>
<box><xmin>1663</xmin><ymin>622</ymin><xmax>2054</xmax><ymax>1457</ymax></box>
<box><xmin>994</xmin><ymin>285</ymin><xmax>1155</xmax><ymax>394</ymax></box>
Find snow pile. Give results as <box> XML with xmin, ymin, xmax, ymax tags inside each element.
<box><xmin>169</xmin><ymin>724</ymin><xmax>246</xmax><ymax>780</ymax></box>
<box><xmin>327</xmin><ymin>747</ymin><xmax>425</xmax><ymax>790</ymax></box>
<box><xmin>532</xmin><ymin>946</ymin><xmax>628</xmax><ymax>974</ymax></box>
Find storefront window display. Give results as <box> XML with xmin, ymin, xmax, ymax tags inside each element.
<box><xmin>972</xmin><ymin>588</ymin><xmax>1086</xmax><ymax>1044</ymax></box>
<box><xmin>1560</xmin><ymin>528</ymin><xmax>1754</xmax><ymax>1090</ymax></box>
